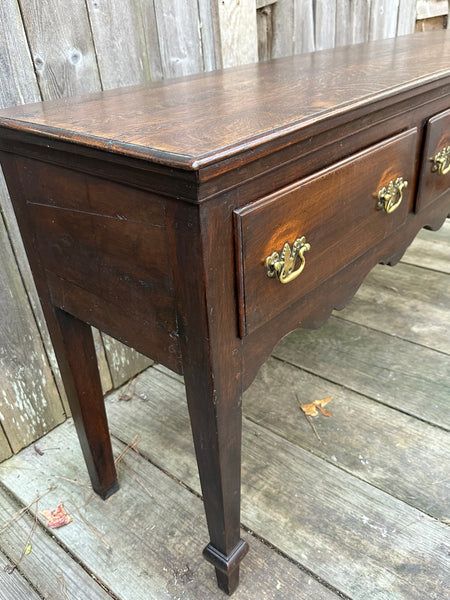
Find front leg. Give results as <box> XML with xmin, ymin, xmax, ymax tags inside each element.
<box><xmin>168</xmin><ymin>199</ymin><xmax>249</xmax><ymax>594</ymax></box>
<box><xmin>183</xmin><ymin>358</ymin><xmax>248</xmax><ymax>594</ymax></box>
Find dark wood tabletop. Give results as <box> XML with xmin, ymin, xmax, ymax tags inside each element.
<box><xmin>0</xmin><ymin>30</ymin><xmax>449</xmax><ymax>169</ymax></box>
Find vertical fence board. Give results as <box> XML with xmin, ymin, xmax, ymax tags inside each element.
<box><xmin>93</xmin><ymin>329</ymin><xmax>113</xmax><ymax>393</ymax></box>
<box><xmin>336</xmin><ymin>0</ymin><xmax>372</xmax><ymax>46</ymax></box>
<box><xmin>17</xmin><ymin>0</ymin><xmax>101</xmax><ymax>99</ymax></box>
<box><xmin>335</xmin><ymin>0</ymin><xmax>352</xmax><ymax>46</ymax></box>
<box><xmin>154</xmin><ymin>0</ymin><xmax>204</xmax><ymax>77</ymax></box>
<box><xmin>272</xmin><ymin>0</ymin><xmax>295</xmax><ymax>57</ymax></box>
<box><xmin>273</xmin><ymin>0</ymin><xmax>315</xmax><ymax>58</ymax></box>
<box><xmin>294</xmin><ymin>0</ymin><xmax>315</xmax><ymax>53</ymax></box>
<box><xmin>315</xmin><ymin>0</ymin><xmax>337</xmax><ymax>50</ymax></box>
<box><xmin>0</xmin><ymin>0</ymin><xmax>71</xmax><ymax>426</ymax></box>
<box><xmin>0</xmin><ymin>427</ymin><xmax>12</xmax><ymax>462</ymax></box>
<box><xmin>397</xmin><ymin>0</ymin><xmax>417</xmax><ymax>35</ymax></box>
<box><xmin>198</xmin><ymin>0</ymin><xmax>219</xmax><ymax>71</ymax></box>
<box><xmin>0</xmin><ymin>173</ymin><xmax>71</xmax><ymax>414</ymax></box>
<box><xmin>216</xmin><ymin>0</ymin><xmax>259</xmax><ymax>67</ymax></box>
<box><xmin>369</xmin><ymin>0</ymin><xmax>401</xmax><ymax>40</ymax></box>
<box><xmin>138</xmin><ymin>0</ymin><xmax>164</xmax><ymax>82</ymax></box>
<box><xmin>257</xmin><ymin>4</ymin><xmax>275</xmax><ymax>60</ymax></box>
<box><xmin>0</xmin><ymin>0</ymin><xmax>41</xmax><ymax>106</ymax></box>
<box><xmin>101</xmin><ymin>334</ymin><xmax>153</xmax><ymax>389</ymax></box>
<box><xmin>85</xmin><ymin>0</ymin><xmax>151</xmax><ymax>89</ymax></box>
<box><xmin>0</xmin><ymin>213</ymin><xmax>65</xmax><ymax>453</ymax></box>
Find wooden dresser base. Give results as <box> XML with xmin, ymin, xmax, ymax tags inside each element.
<box><xmin>0</xmin><ymin>31</ymin><xmax>449</xmax><ymax>595</ymax></box>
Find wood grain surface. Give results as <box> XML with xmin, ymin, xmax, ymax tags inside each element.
<box><xmin>17</xmin><ymin>0</ymin><xmax>101</xmax><ymax>99</ymax></box>
<box><xmin>0</xmin><ymin>30</ymin><xmax>449</xmax><ymax>167</ymax></box>
<box><xmin>0</xmin><ymin>423</ymin><xmax>340</xmax><ymax>600</ymax></box>
<box><xmin>85</xmin><ymin>0</ymin><xmax>152</xmax><ymax>90</ymax></box>
<box><xmin>102</xmin><ymin>366</ymin><xmax>450</xmax><ymax>600</ymax></box>
<box><xmin>0</xmin><ymin>549</ymin><xmax>42</xmax><ymax>600</ymax></box>
<box><xmin>336</xmin><ymin>262</ymin><xmax>450</xmax><ymax>354</ymax></box>
<box><xmin>401</xmin><ymin>219</ymin><xmax>450</xmax><ymax>272</ymax></box>
<box><xmin>273</xmin><ymin>316</ymin><xmax>450</xmax><ymax>430</ymax></box>
<box><xmin>0</xmin><ymin>490</ymin><xmax>114</xmax><ymax>600</ymax></box>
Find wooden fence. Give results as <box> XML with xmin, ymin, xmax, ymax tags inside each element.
<box><xmin>0</xmin><ymin>0</ymin><xmax>447</xmax><ymax>461</ymax></box>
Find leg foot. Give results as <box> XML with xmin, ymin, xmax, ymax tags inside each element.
<box><xmin>96</xmin><ymin>478</ymin><xmax>120</xmax><ymax>501</ymax></box>
<box><xmin>204</xmin><ymin>540</ymin><xmax>249</xmax><ymax>596</ymax></box>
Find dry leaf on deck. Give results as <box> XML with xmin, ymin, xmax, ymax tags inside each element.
<box><xmin>300</xmin><ymin>397</ymin><xmax>333</xmax><ymax>417</ymax></box>
<box><xmin>41</xmin><ymin>503</ymin><xmax>72</xmax><ymax>529</ymax></box>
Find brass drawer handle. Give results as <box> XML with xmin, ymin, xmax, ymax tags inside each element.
<box><xmin>431</xmin><ymin>146</ymin><xmax>450</xmax><ymax>175</ymax></box>
<box><xmin>376</xmin><ymin>176</ymin><xmax>408</xmax><ymax>214</ymax></box>
<box><xmin>265</xmin><ymin>236</ymin><xmax>311</xmax><ymax>284</ymax></box>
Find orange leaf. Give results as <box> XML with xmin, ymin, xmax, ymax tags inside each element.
<box><xmin>41</xmin><ymin>503</ymin><xmax>72</xmax><ymax>529</ymax></box>
<box><xmin>300</xmin><ymin>396</ymin><xmax>333</xmax><ymax>417</ymax></box>
<box><xmin>317</xmin><ymin>405</ymin><xmax>333</xmax><ymax>417</ymax></box>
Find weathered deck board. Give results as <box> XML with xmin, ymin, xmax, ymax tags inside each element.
<box><xmin>272</xmin><ymin>317</ymin><xmax>450</xmax><ymax>430</ymax></box>
<box><xmin>244</xmin><ymin>357</ymin><xmax>450</xmax><ymax>520</ymax></box>
<box><xmin>0</xmin><ymin>423</ymin><xmax>340</xmax><ymax>600</ymax></box>
<box><xmin>103</xmin><ymin>368</ymin><xmax>450</xmax><ymax>600</ymax></box>
<box><xmin>336</xmin><ymin>262</ymin><xmax>450</xmax><ymax>353</ymax></box>
<box><xmin>0</xmin><ymin>549</ymin><xmax>42</xmax><ymax>600</ymax></box>
<box><xmin>401</xmin><ymin>221</ymin><xmax>450</xmax><ymax>273</ymax></box>
<box><xmin>0</xmin><ymin>486</ymin><xmax>113</xmax><ymax>600</ymax></box>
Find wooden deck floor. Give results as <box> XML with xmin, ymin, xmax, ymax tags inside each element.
<box><xmin>0</xmin><ymin>222</ymin><xmax>449</xmax><ymax>600</ymax></box>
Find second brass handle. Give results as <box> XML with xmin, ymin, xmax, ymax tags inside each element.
<box><xmin>376</xmin><ymin>176</ymin><xmax>408</xmax><ymax>214</ymax></box>
<box><xmin>265</xmin><ymin>236</ymin><xmax>310</xmax><ymax>284</ymax></box>
<box><xmin>431</xmin><ymin>146</ymin><xmax>450</xmax><ymax>176</ymax></box>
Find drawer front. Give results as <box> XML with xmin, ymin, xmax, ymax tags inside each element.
<box><xmin>417</xmin><ymin>107</ymin><xmax>450</xmax><ymax>211</ymax></box>
<box><xmin>234</xmin><ymin>128</ymin><xmax>417</xmax><ymax>336</ymax></box>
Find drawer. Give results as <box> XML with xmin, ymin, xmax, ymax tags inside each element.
<box><xmin>416</xmin><ymin>107</ymin><xmax>450</xmax><ymax>211</ymax></box>
<box><xmin>234</xmin><ymin>128</ymin><xmax>417</xmax><ymax>336</ymax></box>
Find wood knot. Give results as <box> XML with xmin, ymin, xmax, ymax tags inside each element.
<box><xmin>69</xmin><ymin>50</ymin><xmax>82</xmax><ymax>65</ymax></box>
<box><xmin>34</xmin><ymin>56</ymin><xmax>45</xmax><ymax>71</ymax></box>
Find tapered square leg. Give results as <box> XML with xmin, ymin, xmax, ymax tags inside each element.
<box><xmin>183</xmin><ymin>358</ymin><xmax>248</xmax><ymax>595</ymax></box>
<box><xmin>52</xmin><ymin>308</ymin><xmax>119</xmax><ymax>499</ymax></box>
